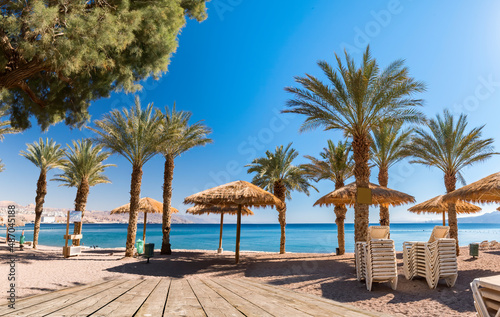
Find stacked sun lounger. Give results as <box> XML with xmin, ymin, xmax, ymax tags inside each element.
<box><xmin>471</xmin><ymin>275</ymin><xmax>500</xmax><ymax>317</ymax></box>
<box><xmin>403</xmin><ymin>226</ymin><xmax>458</xmax><ymax>289</ymax></box>
<box><xmin>355</xmin><ymin>226</ymin><xmax>398</xmax><ymax>291</ymax></box>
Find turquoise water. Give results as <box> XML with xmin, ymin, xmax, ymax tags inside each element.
<box><xmin>2</xmin><ymin>223</ymin><xmax>499</xmax><ymax>253</ymax></box>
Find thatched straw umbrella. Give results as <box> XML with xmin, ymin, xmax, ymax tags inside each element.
<box><xmin>408</xmin><ymin>195</ymin><xmax>481</xmax><ymax>225</ymax></box>
<box><xmin>444</xmin><ymin>172</ymin><xmax>500</xmax><ymax>204</ymax></box>
<box><xmin>313</xmin><ymin>182</ymin><xmax>414</xmax><ymax>242</ymax></box>
<box><xmin>111</xmin><ymin>197</ymin><xmax>178</xmax><ymax>242</ymax></box>
<box><xmin>184</xmin><ymin>180</ymin><xmax>282</xmax><ymax>263</ymax></box>
<box><xmin>187</xmin><ymin>205</ymin><xmax>254</xmax><ymax>254</ymax></box>
<box><xmin>314</xmin><ymin>182</ymin><xmax>415</xmax><ymax>207</ymax></box>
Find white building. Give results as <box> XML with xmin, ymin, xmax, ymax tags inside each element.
<box><xmin>41</xmin><ymin>216</ymin><xmax>56</xmax><ymax>223</ymax></box>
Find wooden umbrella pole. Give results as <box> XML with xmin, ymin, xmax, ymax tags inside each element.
<box><xmin>235</xmin><ymin>204</ymin><xmax>242</xmax><ymax>264</ymax></box>
<box><xmin>218</xmin><ymin>213</ymin><xmax>224</xmax><ymax>253</ymax></box>
<box><xmin>442</xmin><ymin>210</ymin><xmax>446</xmax><ymax>226</ymax></box>
<box><xmin>143</xmin><ymin>212</ymin><xmax>147</xmax><ymax>243</ymax></box>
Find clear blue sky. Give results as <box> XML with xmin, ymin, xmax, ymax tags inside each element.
<box><xmin>2</xmin><ymin>1</ymin><xmax>500</xmax><ymax>224</ymax></box>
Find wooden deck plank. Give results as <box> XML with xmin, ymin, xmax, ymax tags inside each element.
<box><xmin>0</xmin><ymin>279</ymin><xmax>114</xmax><ymax>316</ymax></box>
<box><xmin>226</xmin><ymin>278</ymin><xmax>343</xmax><ymax>317</ymax></box>
<box><xmin>164</xmin><ymin>279</ymin><xmax>206</xmax><ymax>317</ymax></box>
<box><xmin>240</xmin><ymin>278</ymin><xmax>391</xmax><ymax>317</ymax></box>
<box><xmin>2</xmin><ymin>277</ymin><xmax>393</xmax><ymax>317</ymax></box>
<box><xmin>201</xmin><ymin>279</ymin><xmax>272</xmax><ymax>317</ymax></box>
<box><xmin>45</xmin><ymin>279</ymin><xmax>145</xmax><ymax>317</ymax></box>
<box><xmin>188</xmin><ymin>279</ymin><xmax>245</xmax><ymax>317</ymax></box>
<box><xmin>90</xmin><ymin>279</ymin><xmax>160</xmax><ymax>317</ymax></box>
<box><xmin>134</xmin><ymin>278</ymin><xmax>171</xmax><ymax>317</ymax></box>
<box><xmin>3</xmin><ymin>279</ymin><xmax>126</xmax><ymax>317</ymax></box>
<box><xmin>211</xmin><ymin>278</ymin><xmax>313</xmax><ymax>316</ymax></box>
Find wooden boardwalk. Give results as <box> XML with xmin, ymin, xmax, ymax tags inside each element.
<box><xmin>0</xmin><ymin>278</ymin><xmax>391</xmax><ymax>316</ymax></box>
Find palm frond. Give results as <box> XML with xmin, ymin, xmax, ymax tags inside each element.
<box><xmin>51</xmin><ymin>139</ymin><xmax>115</xmax><ymax>188</ymax></box>
<box><xmin>19</xmin><ymin>138</ymin><xmax>66</xmax><ymax>172</ymax></box>
<box><xmin>88</xmin><ymin>96</ymin><xmax>164</xmax><ymax>167</ymax></box>
<box><xmin>406</xmin><ymin>109</ymin><xmax>498</xmax><ymax>180</ymax></box>
<box><xmin>283</xmin><ymin>46</ymin><xmax>426</xmax><ymax>139</ymax></box>
<box><xmin>159</xmin><ymin>103</ymin><xmax>213</xmax><ymax>158</ymax></box>
<box><xmin>246</xmin><ymin>143</ymin><xmax>317</xmax><ymax>199</ymax></box>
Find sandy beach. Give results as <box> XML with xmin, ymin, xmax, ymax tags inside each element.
<box><xmin>0</xmin><ymin>240</ymin><xmax>498</xmax><ymax>317</ymax></box>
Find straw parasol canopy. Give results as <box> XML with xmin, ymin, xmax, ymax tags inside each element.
<box><xmin>184</xmin><ymin>180</ymin><xmax>283</xmax><ymax>208</ymax></box>
<box><xmin>111</xmin><ymin>197</ymin><xmax>179</xmax><ymax>215</ymax></box>
<box><xmin>111</xmin><ymin>197</ymin><xmax>178</xmax><ymax>242</ymax></box>
<box><xmin>184</xmin><ymin>180</ymin><xmax>282</xmax><ymax>263</ymax></box>
<box><xmin>313</xmin><ymin>182</ymin><xmax>415</xmax><ymax>207</ymax></box>
<box><xmin>187</xmin><ymin>204</ymin><xmax>254</xmax><ymax>253</ymax></box>
<box><xmin>444</xmin><ymin>172</ymin><xmax>500</xmax><ymax>204</ymax></box>
<box><xmin>408</xmin><ymin>195</ymin><xmax>481</xmax><ymax>225</ymax></box>
<box><xmin>186</xmin><ymin>205</ymin><xmax>254</xmax><ymax>216</ymax></box>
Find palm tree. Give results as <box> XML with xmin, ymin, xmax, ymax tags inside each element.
<box><xmin>247</xmin><ymin>143</ymin><xmax>317</xmax><ymax>254</ymax></box>
<box><xmin>0</xmin><ymin>160</ymin><xmax>4</xmax><ymax>173</ymax></box>
<box><xmin>89</xmin><ymin>97</ymin><xmax>163</xmax><ymax>257</ymax></box>
<box><xmin>370</xmin><ymin>122</ymin><xmax>413</xmax><ymax>226</ymax></box>
<box><xmin>159</xmin><ymin>105</ymin><xmax>212</xmax><ymax>255</ymax></box>
<box><xmin>0</xmin><ymin>105</ymin><xmax>17</xmax><ymax>140</ymax></box>
<box><xmin>406</xmin><ymin>110</ymin><xmax>497</xmax><ymax>253</ymax></box>
<box><xmin>52</xmin><ymin>139</ymin><xmax>115</xmax><ymax>245</ymax></box>
<box><xmin>302</xmin><ymin>140</ymin><xmax>354</xmax><ymax>255</ymax></box>
<box><xmin>20</xmin><ymin>138</ymin><xmax>65</xmax><ymax>248</ymax></box>
<box><xmin>283</xmin><ymin>46</ymin><xmax>425</xmax><ymax>242</ymax></box>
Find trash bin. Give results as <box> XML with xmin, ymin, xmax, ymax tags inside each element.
<box><xmin>469</xmin><ymin>243</ymin><xmax>479</xmax><ymax>258</ymax></box>
<box><xmin>135</xmin><ymin>239</ymin><xmax>144</xmax><ymax>255</ymax></box>
<box><xmin>144</xmin><ymin>243</ymin><xmax>154</xmax><ymax>263</ymax></box>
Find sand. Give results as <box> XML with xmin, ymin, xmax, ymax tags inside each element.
<box><xmin>0</xmin><ymin>240</ymin><xmax>499</xmax><ymax>316</ymax></box>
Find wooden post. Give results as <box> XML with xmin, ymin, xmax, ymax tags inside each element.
<box><xmin>442</xmin><ymin>210</ymin><xmax>446</xmax><ymax>226</ymax></box>
<box><xmin>64</xmin><ymin>210</ymin><xmax>70</xmax><ymax>257</ymax></box>
<box><xmin>235</xmin><ymin>204</ymin><xmax>242</xmax><ymax>264</ymax></box>
<box><xmin>218</xmin><ymin>213</ymin><xmax>224</xmax><ymax>253</ymax></box>
<box><xmin>143</xmin><ymin>212</ymin><xmax>147</xmax><ymax>243</ymax></box>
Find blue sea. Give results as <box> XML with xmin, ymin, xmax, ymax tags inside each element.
<box><xmin>2</xmin><ymin>223</ymin><xmax>500</xmax><ymax>253</ymax></box>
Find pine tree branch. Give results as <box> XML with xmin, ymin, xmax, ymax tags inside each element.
<box><xmin>16</xmin><ymin>81</ymin><xmax>46</xmax><ymax>109</ymax></box>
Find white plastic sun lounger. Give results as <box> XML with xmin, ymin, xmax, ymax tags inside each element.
<box><xmin>471</xmin><ymin>275</ymin><xmax>500</xmax><ymax>317</ymax></box>
<box><xmin>403</xmin><ymin>226</ymin><xmax>457</xmax><ymax>289</ymax></box>
<box><xmin>355</xmin><ymin>226</ymin><xmax>398</xmax><ymax>291</ymax></box>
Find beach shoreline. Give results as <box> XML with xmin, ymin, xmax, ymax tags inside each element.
<box><xmin>1</xmin><ymin>240</ymin><xmax>499</xmax><ymax>316</ymax></box>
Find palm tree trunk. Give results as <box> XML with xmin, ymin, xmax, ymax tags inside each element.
<box><xmin>334</xmin><ymin>179</ymin><xmax>346</xmax><ymax>255</ymax></box>
<box><xmin>161</xmin><ymin>154</ymin><xmax>175</xmax><ymax>255</ymax></box>
<box><xmin>273</xmin><ymin>181</ymin><xmax>287</xmax><ymax>254</ymax></box>
<box><xmin>33</xmin><ymin>170</ymin><xmax>47</xmax><ymax>249</ymax></box>
<box><xmin>378</xmin><ymin>166</ymin><xmax>390</xmax><ymax>226</ymax></box>
<box><xmin>334</xmin><ymin>205</ymin><xmax>347</xmax><ymax>255</ymax></box>
<box><xmin>72</xmin><ymin>178</ymin><xmax>89</xmax><ymax>246</ymax></box>
<box><xmin>125</xmin><ymin>164</ymin><xmax>143</xmax><ymax>257</ymax></box>
<box><xmin>444</xmin><ymin>171</ymin><xmax>459</xmax><ymax>255</ymax></box>
<box><xmin>352</xmin><ymin>134</ymin><xmax>371</xmax><ymax>242</ymax></box>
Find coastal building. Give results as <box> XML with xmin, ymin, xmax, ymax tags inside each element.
<box><xmin>41</xmin><ymin>216</ymin><xmax>56</xmax><ymax>223</ymax></box>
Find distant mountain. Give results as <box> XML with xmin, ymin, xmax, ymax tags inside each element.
<box><xmin>0</xmin><ymin>201</ymin><xmax>214</xmax><ymax>224</ymax></box>
<box><xmin>458</xmin><ymin>211</ymin><xmax>500</xmax><ymax>223</ymax></box>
